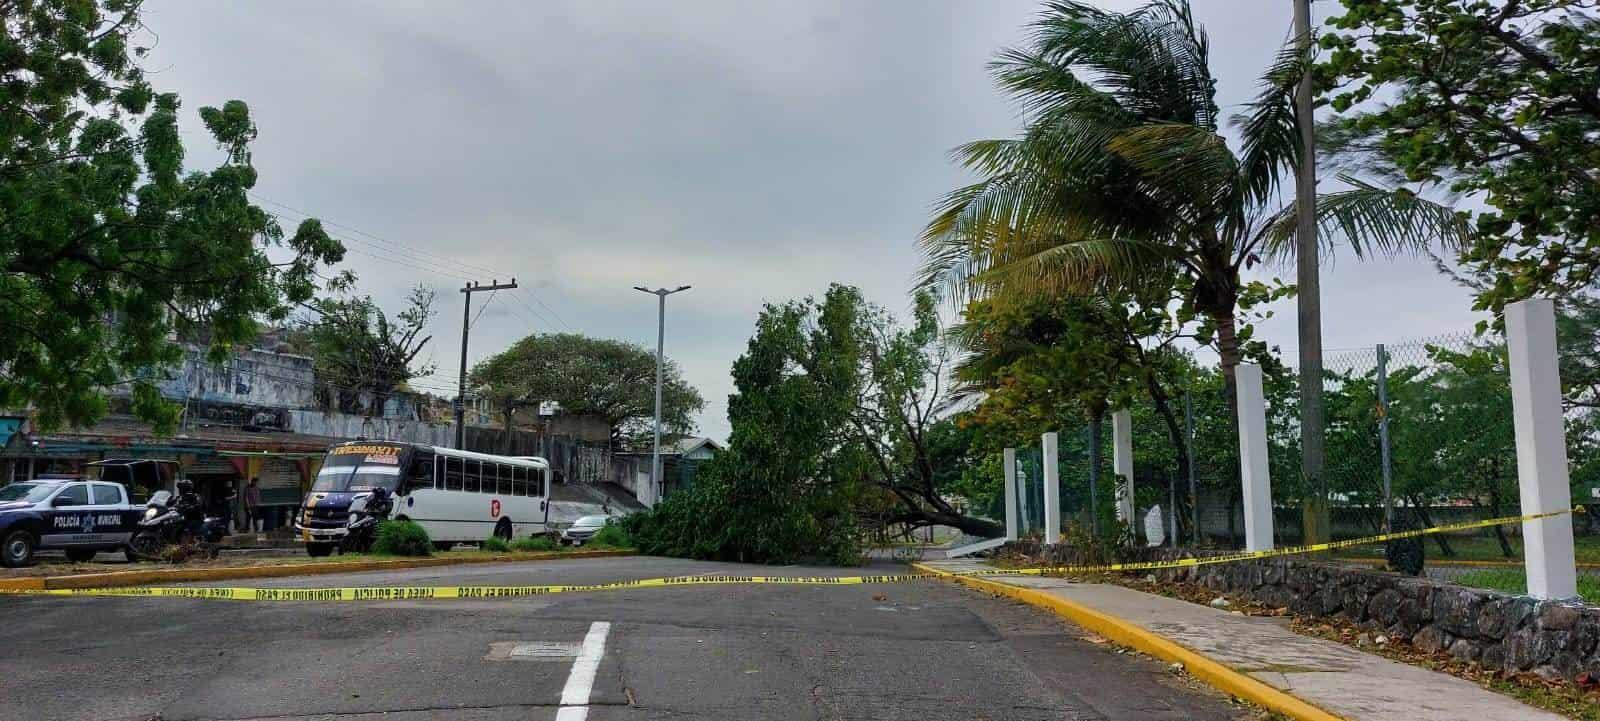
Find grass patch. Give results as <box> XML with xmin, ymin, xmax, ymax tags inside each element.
<box><xmin>511</xmin><ymin>535</ymin><xmax>559</xmax><ymax>552</ymax></box>
<box><xmin>482</xmin><ymin>536</ymin><xmax>511</xmax><ymax>553</ymax></box>
<box><xmin>1454</xmin><ymin>569</ymin><xmax>1600</xmax><ymax>603</ymax></box>
<box><xmin>1334</xmin><ymin>534</ymin><xmax>1600</xmax><ymax>565</ymax></box>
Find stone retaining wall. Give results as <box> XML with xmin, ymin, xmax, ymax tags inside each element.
<box><xmin>1149</xmin><ymin>555</ymin><xmax>1600</xmax><ymax>682</ymax></box>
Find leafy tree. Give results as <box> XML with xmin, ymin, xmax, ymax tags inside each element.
<box><xmin>623</xmin><ymin>290</ymin><xmax>866</xmax><ymax>564</ymax></box>
<box><xmin>290</xmin><ymin>284</ymin><xmax>436</xmax><ymax>415</ymax></box>
<box><xmin>920</xmin><ymin>0</ymin><xmax>1463</xmax><ymax>400</ymax></box>
<box><xmin>469</xmin><ymin>333</ymin><xmax>704</xmax><ymax>448</ymax></box>
<box><xmin>1320</xmin><ymin>0</ymin><xmax>1600</xmax><ymax>314</ymax></box>
<box><xmin>627</xmin><ymin>285</ymin><xmax>1013</xmax><ymax>564</ymax></box>
<box><xmin>0</xmin><ymin>0</ymin><xmax>342</xmax><ymax>431</ymax></box>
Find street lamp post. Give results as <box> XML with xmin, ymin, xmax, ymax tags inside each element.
<box><xmin>634</xmin><ymin>285</ymin><xmax>690</xmax><ymax>505</ymax></box>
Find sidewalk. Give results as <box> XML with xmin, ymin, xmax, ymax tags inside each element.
<box><xmin>920</xmin><ymin>559</ymin><xmax>1563</xmax><ymax>721</ymax></box>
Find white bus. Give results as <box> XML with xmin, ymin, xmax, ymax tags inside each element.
<box><xmin>296</xmin><ymin>441</ymin><xmax>551</xmax><ymax>555</ymax></box>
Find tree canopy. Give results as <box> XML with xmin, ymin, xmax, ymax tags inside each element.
<box><xmin>289</xmin><ymin>284</ymin><xmax>436</xmax><ymax>416</ymax></box>
<box><xmin>1320</xmin><ymin>0</ymin><xmax>1600</xmax><ymax>314</ymax></box>
<box><xmin>0</xmin><ymin>0</ymin><xmax>343</xmax><ymax>432</ymax></box>
<box><xmin>919</xmin><ymin>0</ymin><xmax>1465</xmax><ymax>396</ymax></box>
<box><xmin>469</xmin><ymin>333</ymin><xmax>704</xmax><ymax>447</ymax></box>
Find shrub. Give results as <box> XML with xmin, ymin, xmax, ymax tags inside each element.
<box><xmin>482</xmin><ymin>535</ymin><xmax>510</xmax><ymax>553</ymax></box>
<box><xmin>590</xmin><ymin>523</ymin><xmax>632</xmax><ymax>548</ymax></box>
<box><xmin>371</xmin><ymin>520</ymin><xmax>432</xmax><ymax>556</ymax></box>
<box><xmin>511</xmin><ymin>535</ymin><xmax>559</xmax><ymax>552</ymax></box>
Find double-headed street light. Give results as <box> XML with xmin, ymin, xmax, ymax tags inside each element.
<box><xmin>634</xmin><ymin>285</ymin><xmax>690</xmax><ymax>505</ymax></box>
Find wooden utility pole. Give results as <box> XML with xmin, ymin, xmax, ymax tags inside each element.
<box><xmin>1294</xmin><ymin>0</ymin><xmax>1330</xmax><ymax>546</ymax></box>
<box><xmin>456</xmin><ymin>279</ymin><xmax>518</xmax><ymax>450</ymax></box>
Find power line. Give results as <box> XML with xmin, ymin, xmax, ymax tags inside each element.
<box><xmin>251</xmin><ymin>193</ymin><xmax>502</xmax><ymax>278</ymax></box>
<box><xmin>253</xmin><ymin>193</ymin><xmax>572</xmax><ymax>328</ymax></box>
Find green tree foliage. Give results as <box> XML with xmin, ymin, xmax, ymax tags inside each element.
<box><xmin>291</xmin><ymin>284</ymin><xmax>435</xmax><ymax>415</ymax></box>
<box><xmin>1320</xmin><ymin>0</ymin><xmax>1600</xmax><ymax>313</ymax></box>
<box><xmin>920</xmin><ymin>0</ymin><xmax>1463</xmax><ymax>396</ymax></box>
<box><xmin>627</xmin><ymin>285</ymin><xmax>1006</xmax><ymax>564</ymax></box>
<box><xmin>0</xmin><ymin>0</ymin><xmax>343</xmax><ymax>431</ymax></box>
<box><xmin>469</xmin><ymin>333</ymin><xmax>704</xmax><ymax>448</ymax></box>
<box><xmin>624</xmin><ymin>288</ymin><xmax>866</xmax><ymax>564</ymax></box>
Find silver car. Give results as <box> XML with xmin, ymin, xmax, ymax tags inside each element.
<box><xmin>560</xmin><ymin>515</ymin><xmax>610</xmax><ymax>546</ymax></box>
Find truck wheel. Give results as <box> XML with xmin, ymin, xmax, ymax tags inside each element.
<box><xmin>306</xmin><ymin>543</ymin><xmax>334</xmax><ymax>558</ymax></box>
<box><xmin>2</xmin><ymin>530</ymin><xmax>35</xmax><ymax>568</ymax></box>
<box><xmin>64</xmin><ymin>549</ymin><xmax>96</xmax><ymax>563</ymax></box>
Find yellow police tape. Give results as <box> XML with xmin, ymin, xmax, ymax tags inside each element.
<box><xmin>0</xmin><ymin>507</ymin><xmax>1582</xmax><ymax>602</ymax></box>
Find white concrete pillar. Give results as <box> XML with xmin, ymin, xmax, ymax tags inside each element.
<box><xmin>1236</xmin><ymin>362</ymin><xmax>1274</xmax><ymax>552</ymax></box>
<box><xmin>1506</xmin><ymin>298</ymin><xmax>1579</xmax><ymax>600</ymax></box>
<box><xmin>1042</xmin><ymin>432</ymin><xmax>1060</xmax><ymax>545</ymax></box>
<box><xmin>1112</xmin><ymin>410</ymin><xmax>1134</xmax><ymax>528</ymax></box>
<box><xmin>1003</xmin><ymin>447</ymin><xmax>1019</xmax><ymax>542</ymax></box>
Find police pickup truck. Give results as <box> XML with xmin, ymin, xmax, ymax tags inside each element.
<box><xmin>0</xmin><ymin>478</ymin><xmax>143</xmax><ymax>567</ymax></box>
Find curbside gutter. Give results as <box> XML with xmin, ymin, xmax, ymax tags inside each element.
<box><xmin>27</xmin><ymin>549</ymin><xmax>635</xmax><ymax>590</ymax></box>
<box><xmin>912</xmin><ymin>562</ymin><xmax>1344</xmax><ymax>721</ymax></box>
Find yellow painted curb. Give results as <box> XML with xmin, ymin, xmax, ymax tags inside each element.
<box><xmin>38</xmin><ymin>549</ymin><xmax>635</xmax><ymax>590</ymax></box>
<box><xmin>0</xmin><ymin>577</ymin><xmax>44</xmax><ymax>591</ymax></box>
<box><xmin>913</xmin><ymin>563</ymin><xmax>1344</xmax><ymax>721</ymax></box>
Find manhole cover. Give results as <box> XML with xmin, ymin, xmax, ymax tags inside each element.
<box><xmin>485</xmin><ymin>641</ymin><xmax>582</xmax><ymax>662</ymax></box>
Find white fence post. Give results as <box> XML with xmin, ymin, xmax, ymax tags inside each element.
<box><xmin>1236</xmin><ymin>362</ymin><xmax>1274</xmax><ymax>552</ymax></box>
<box><xmin>1113</xmin><ymin>409</ymin><xmax>1134</xmax><ymax>534</ymax></box>
<box><xmin>1506</xmin><ymin>298</ymin><xmax>1579</xmax><ymax>600</ymax></box>
<box><xmin>1003</xmin><ymin>447</ymin><xmax>1018</xmax><ymax>542</ymax></box>
<box><xmin>1042</xmin><ymin>432</ymin><xmax>1060</xmax><ymax>545</ymax></box>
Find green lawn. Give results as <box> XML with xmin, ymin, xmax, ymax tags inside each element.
<box><xmin>1333</xmin><ymin>534</ymin><xmax>1600</xmax><ymax>565</ymax></box>
<box><xmin>1454</xmin><ymin>569</ymin><xmax>1600</xmax><ymax>603</ymax></box>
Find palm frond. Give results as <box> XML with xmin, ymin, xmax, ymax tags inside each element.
<box><xmin>1229</xmin><ymin>36</ymin><xmax>1307</xmax><ymax>212</ymax></box>
<box><xmin>1014</xmin><ymin>0</ymin><xmax>1218</xmax><ymax>128</ymax></box>
<box><xmin>1256</xmin><ymin>174</ymin><xmax>1473</xmax><ymax>263</ymax></box>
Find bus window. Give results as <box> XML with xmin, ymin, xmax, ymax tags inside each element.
<box><xmin>512</xmin><ymin>466</ymin><xmax>526</xmax><ymax>496</ymax></box>
<box><xmin>407</xmin><ymin>454</ymin><xmax>433</xmax><ymax>493</ymax></box>
<box><xmin>444</xmin><ymin>457</ymin><xmax>463</xmax><ymax>491</ymax></box>
<box><xmin>465</xmin><ymin>460</ymin><xmax>481</xmax><ymax>493</ymax></box>
<box><xmin>495</xmin><ymin>464</ymin><xmax>509</xmax><ymax>495</ymax></box>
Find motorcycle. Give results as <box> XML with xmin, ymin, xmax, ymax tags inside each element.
<box><xmin>127</xmin><ymin>490</ymin><xmax>230</xmax><ymax>561</ymax></box>
<box><xmin>338</xmin><ymin>487</ymin><xmax>394</xmax><ymax>554</ymax></box>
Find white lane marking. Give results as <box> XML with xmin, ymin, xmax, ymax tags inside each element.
<box><xmin>556</xmin><ymin>621</ymin><xmax>611</xmax><ymax>721</ymax></box>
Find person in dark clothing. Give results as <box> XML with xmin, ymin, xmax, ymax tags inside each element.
<box><xmin>243</xmin><ymin>478</ymin><xmax>262</xmax><ymax>532</ymax></box>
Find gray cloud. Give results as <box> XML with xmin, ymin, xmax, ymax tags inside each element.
<box><xmin>144</xmin><ymin>1</ymin><xmax>1479</xmax><ymax>439</ymax></box>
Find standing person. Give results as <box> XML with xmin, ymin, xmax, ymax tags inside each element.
<box><xmin>243</xmin><ymin>478</ymin><xmax>262</xmax><ymax>533</ymax></box>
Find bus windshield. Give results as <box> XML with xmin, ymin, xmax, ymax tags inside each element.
<box><xmin>313</xmin><ymin>444</ymin><xmax>407</xmax><ymax>493</ymax></box>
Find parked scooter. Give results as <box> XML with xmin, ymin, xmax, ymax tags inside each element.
<box><xmin>339</xmin><ymin>487</ymin><xmax>394</xmax><ymax>554</ymax></box>
<box><xmin>127</xmin><ymin>480</ymin><xmax>230</xmax><ymax>561</ymax></box>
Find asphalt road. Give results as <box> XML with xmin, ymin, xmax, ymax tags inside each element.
<box><xmin>0</xmin><ymin>557</ymin><xmax>1252</xmax><ymax>721</ymax></box>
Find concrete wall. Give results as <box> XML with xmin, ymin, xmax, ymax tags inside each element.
<box><xmin>287</xmin><ymin>411</ymin><xmax>454</xmax><ymax>446</ymax></box>
<box><xmin>151</xmin><ymin>346</ymin><xmax>317</xmax><ymax>410</ymax></box>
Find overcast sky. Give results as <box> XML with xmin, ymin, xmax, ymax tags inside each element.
<box><xmin>143</xmin><ymin>0</ymin><xmax>1485</xmax><ymax>441</ymax></box>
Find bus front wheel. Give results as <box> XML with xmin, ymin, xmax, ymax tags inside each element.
<box><xmin>494</xmin><ymin>519</ymin><xmax>513</xmax><ymax>542</ymax></box>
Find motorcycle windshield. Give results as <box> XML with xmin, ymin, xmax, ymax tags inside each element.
<box><xmin>148</xmin><ymin>490</ymin><xmax>172</xmax><ymax>508</ymax></box>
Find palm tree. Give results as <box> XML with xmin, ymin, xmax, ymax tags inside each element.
<box><xmin>920</xmin><ymin>0</ymin><xmax>1467</xmax><ymax>397</ymax></box>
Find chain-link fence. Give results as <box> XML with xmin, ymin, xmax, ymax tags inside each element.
<box><xmin>994</xmin><ymin>322</ymin><xmax>1599</xmax><ymax>580</ymax></box>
